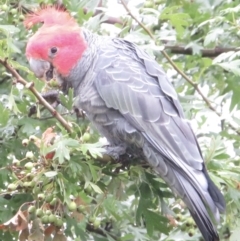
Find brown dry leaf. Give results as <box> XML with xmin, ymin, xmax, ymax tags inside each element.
<box><xmin>42</xmin><ymin>127</ymin><xmax>56</xmax><ymax>146</ymax></box>
<box><xmin>45</xmin><ymin>151</ymin><xmax>55</xmax><ymax>160</ymax></box>
<box><xmin>31</xmin><ymin>218</ymin><xmax>44</xmax><ymax>232</ymax></box>
<box><xmin>52</xmin><ymin>231</ymin><xmax>67</xmax><ymax>241</ymax></box>
<box><xmin>28</xmin><ymin>229</ymin><xmax>44</xmax><ymax>241</ymax></box>
<box><xmin>19</xmin><ymin>228</ymin><xmax>29</xmax><ymax>241</ymax></box>
<box><xmin>166</xmin><ymin>214</ymin><xmax>177</xmax><ymax>227</ymax></box>
<box><xmin>29</xmin><ymin>218</ymin><xmax>44</xmax><ymax>241</ymax></box>
<box><xmin>44</xmin><ymin>224</ymin><xmax>56</xmax><ymax>237</ymax></box>
<box><xmin>31</xmin><ymin>136</ymin><xmax>41</xmax><ymax>148</ymax></box>
<box><xmin>71</xmin><ymin>196</ymin><xmax>87</xmax><ymax>222</ymax></box>
<box><xmin>0</xmin><ymin>210</ymin><xmax>28</xmax><ymax>231</ymax></box>
<box><xmin>41</xmin><ymin>127</ymin><xmax>57</xmax><ymax>160</ymax></box>
<box><xmin>44</xmin><ymin>236</ymin><xmax>53</xmax><ymax>241</ymax></box>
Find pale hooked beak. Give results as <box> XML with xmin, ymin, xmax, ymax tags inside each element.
<box><xmin>28</xmin><ymin>58</ymin><xmax>53</xmax><ymax>81</ymax></box>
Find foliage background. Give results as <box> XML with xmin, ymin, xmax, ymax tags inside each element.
<box><xmin>0</xmin><ymin>0</ymin><xmax>240</xmax><ymax>240</ymax></box>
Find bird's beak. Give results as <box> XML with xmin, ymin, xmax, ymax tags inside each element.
<box><xmin>28</xmin><ymin>58</ymin><xmax>53</xmax><ymax>81</ymax></box>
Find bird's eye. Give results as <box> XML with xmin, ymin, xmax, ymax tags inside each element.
<box><xmin>50</xmin><ymin>47</ymin><xmax>58</xmax><ymax>54</ymax></box>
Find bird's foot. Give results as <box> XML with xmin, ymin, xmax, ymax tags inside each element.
<box><xmin>103</xmin><ymin>143</ymin><xmax>127</xmax><ymax>161</ymax></box>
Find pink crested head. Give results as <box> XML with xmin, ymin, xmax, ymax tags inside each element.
<box><xmin>24</xmin><ymin>5</ymin><xmax>78</xmax><ymax>29</ymax></box>
<box><xmin>25</xmin><ymin>5</ymin><xmax>87</xmax><ymax>77</ymax></box>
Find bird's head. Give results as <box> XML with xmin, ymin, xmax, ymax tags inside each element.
<box><xmin>25</xmin><ymin>6</ymin><xmax>87</xmax><ymax>81</ymax></box>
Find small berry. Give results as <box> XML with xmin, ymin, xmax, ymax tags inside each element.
<box><xmin>54</xmin><ymin>217</ymin><xmax>63</xmax><ymax>227</ymax></box>
<box><xmin>88</xmin><ymin>216</ymin><xmax>95</xmax><ymax>223</ymax></box>
<box><xmin>41</xmin><ymin>215</ymin><xmax>49</xmax><ymax>224</ymax></box>
<box><xmin>77</xmin><ymin>205</ymin><xmax>86</xmax><ymax>213</ymax></box>
<box><xmin>49</xmin><ymin>79</ymin><xmax>60</xmax><ymax>88</ymax></box>
<box><xmin>68</xmin><ymin>201</ymin><xmax>77</xmax><ymax>211</ymax></box>
<box><xmin>22</xmin><ymin>139</ymin><xmax>29</xmax><ymax>147</ymax></box>
<box><xmin>45</xmin><ymin>210</ymin><xmax>52</xmax><ymax>216</ymax></box>
<box><xmin>1</xmin><ymin>4</ymin><xmax>9</xmax><ymax>11</ymax></box>
<box><xmin>19</xmin><ymin>14</ymin><xmax>24</xmax><ymax>21</ymax></box>
<box><xmin>93</xmin><ymin>219</ymin><xmax>101</xmax><ymax>229</ymax></box>
<box><xmin>49</xmin><ymin>214</ymin><xmax>57</xmax><ymax>223</ymax></box>
<box><xmin>82</xmin><ymin>133</ymin><xmax>91</xmax><ymax>142</ymax></box>
<box><xmin>29</xmin><ymin>135</ymin><xmax>37</xmax><ymax>142</ymax></box>
<box><xmin>28</xmin><ymin>205</ymin><xmax>36</xmax><ymax>214</ymax></box>
<box><xmin>50</xmin><ymin>197</ymin><xmax>57</xmax><ymax>206</ymax></box>
<box><xmin>25</xmin><ymin>151</ymin><xmax>34</xmax><ymax>160</ymax></box>
<box><xmin>24</xmin><ymin>162</ymin><xmax>34</xmax><ymax>170</ymax></box>
<box><xmin>176</xmin><ymin>214</ymin><xmax>182</xmax><ymax>221</ymax></box>
<box><xmin>12</xmin><ymin>159</ymin><xmax>20</xmax><ymax>166</ymax></box>
<box><xmin>37</xmin><ymin>193</ymin><xmax>45</xmax><ymax>201</ymax></box>
<box><xmin>36</xmin><ymin>209</ymin><xmax>44</xmax><ymax>217</ymax></box>
<box><xmin>188</xmin><ymin>228</ymin><xmax>195</xmax><ymax>237</ymax></box>
<box><xmin>173</xmin><ymin>207</ymin><xmax>181</xmax><ymax>214</ymax></box>
<box><xmin>10</xmin><ymin>8</ymin><xmax>17</xmax><ymax>14</ymax></box>
<box><xmin>84</xmin><ymin>185</ymin><xmax>92</xmax><ymax>194</ymax></box>
<box><xmin>186</xmin><ymin>218</ymin><xmax>194</xmax><ymax>227</ymax></box>
<box><xmin>23</xmin><ymin>182</ymin><xmax>32</xmax><ymax>188</ymax></box>
<box><xmin>7</xmin><ymin>183</ymin><xmax>17</xmax><ymax>191</ymax></box>
<box><xmin>45</xmin><ymin>194</ymin><xmax>53</xmax><ymax>203</ymax></box>
<box><xmin>33</xmin><ymin>186</ymin><xmax>41</xmax><ymax>195</ymax></box>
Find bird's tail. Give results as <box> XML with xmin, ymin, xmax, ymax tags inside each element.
<box><xmin>155</xmin><ymin>164</ymin><xmax>225</xmax><ymax>241</ymax></box>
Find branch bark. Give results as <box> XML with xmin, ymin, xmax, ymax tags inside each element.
<box><xmin>164</xmin><ymin>45</ymin><xmax>237</xmax><ymax>58</ymax></box>
<box><xmin>0</xmin><ymin>58</ymin><xmax>73</xmax><ymax>134</ymax></box>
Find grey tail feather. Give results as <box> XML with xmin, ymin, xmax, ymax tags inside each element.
<box><xmin>203</xmin><ymin>166</ymin><xmax>226</xmax><ymax>213</ymax></box>
<box><xmin>179</xmin><ymin>178</ymin><xmax>220</xmax><ymax>241</ymax></box>
<box><xmin>189</xmin><ymin>209</ymin><xmax>220</xmax><ymax>241</ymax></box>
<box><xmin>158</xmin><ymin>165</ymin><xmax>223</xmax><ymax>241</ymax></box>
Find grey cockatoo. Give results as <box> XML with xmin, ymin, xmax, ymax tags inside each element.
<box><xmin>24</xmin><ymin>6</ymin><xmax>225</xmax><ymax>241</ymax></box>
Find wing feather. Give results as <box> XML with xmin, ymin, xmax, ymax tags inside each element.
<box><xmin>95</xmin><ymin>40</ymin><xmax>203</xmax><ymax>172</ymax></box>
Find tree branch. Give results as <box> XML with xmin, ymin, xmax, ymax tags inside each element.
<box><xmin>164</xmin><ymin>45</ymin><xmax>237</xmax><ymax>57</ymax></box>
<box><xmin>120</xmin><ymin>0</ymin><xmax>240</xmax><ymax>136</ymax></box>
<box><xmin>0</xmin><ymin>58</ymin><xmax>73</xmax><ymax>134</ymax></box>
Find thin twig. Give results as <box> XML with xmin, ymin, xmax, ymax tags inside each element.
<box><xmin>33</xmin><ymin>111</ymin><xmax>73</xmax><ymax>120</ymax></box>
<box><xmin>0</xmin><ymin>58</ymin><xmax>73</xmax><ymax>133</ymax></box>
<box><xmin>120</xmin><ymin>0</ymin><xmax>240</xmax><ymax>135</ymax></box>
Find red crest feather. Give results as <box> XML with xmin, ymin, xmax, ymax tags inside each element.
<box><xmin>24</xmin><ymin>5</ymin><xmax>77</xmax><ymax>29</ymax></box>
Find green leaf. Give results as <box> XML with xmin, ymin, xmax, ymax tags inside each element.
<box><xmin>230</xmin><ymin>228</ymin><xmax>240</xmax><ymax>241</ymax></box>
<box><xmin>49</xmin><ymin>138</ymin><xmax>79</xmax><ymax>164</ymax></box>
<box><xmin>204</xmin><ymin>28</ymin><xmax>224</xmax><ymax>46</ymax></box>
<box><xmin>44</xmin><ymin>171</ymin><xmax>58</xmax><ymax>178</ymax></box>
<box><xmin>216</xmin><ymin>60</ymin><xmax>240</xmax><ymax>76</ymax></box>
<box><xmin>89</xmin><ymin>182</ymin><xmax>103</xmax><ymax>194</ymax></box>
<box><xmin>160</xmin><ymin>6</ymin><xmax>190</xmax><ymax>37</ymax></box>
<box><xmin>80</xmin><ymin>142</ymin><xmax>105</xmax><ymax>158</ymax></box>
<box><xmin>8</xmin><ymin>89</ymin><xmax>20</xmax><ymax>114</ymax></box>
<box><xmin>87</xmin><ymin>162</ymin><xmax>98</xmax><ymax>182</ymax></box>
<box><xmin>59</xmin><ymin>88</ymin><xmax>74</xmax><ymax>110</ymax></box>
<box><xmin>144</xmin><ymin>209</ymin><xmax>169</xmax><ymax>236</ymax></box>
<box><xmin>0</xmin><ymin>25</ymin><xmax>20</xmax><ymax>35</ymax></box>
<box><xmin>0</xmin><ymin>103</ymin><xmax>9</xmax><ymax>127</ymax></box>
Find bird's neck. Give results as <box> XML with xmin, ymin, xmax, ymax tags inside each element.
<box><xmin>64</xmin><ymin>30</ymin><xmax>100</xmax><ymax>93</ymax></box>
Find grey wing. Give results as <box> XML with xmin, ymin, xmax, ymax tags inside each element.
<box><xmin>95</xmin><ymin>39</ymin><xmax>203</xmax><ymax>171</ymax></box>
<box><xmin>94</xmin><ymin>39</ymin><xmax>225</xmax><ymax>241</ymax></box>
